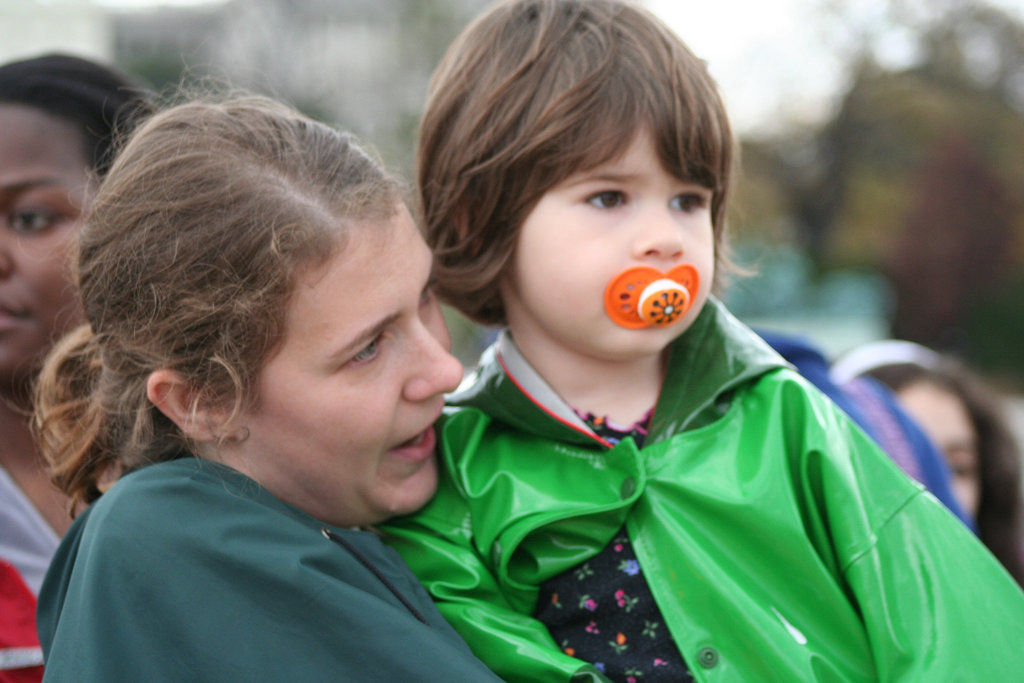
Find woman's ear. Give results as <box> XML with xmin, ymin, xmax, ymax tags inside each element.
<box><xmin>146</xmin><ymin>369</ymin><xmax>222</xmax><ymax>442</ymax></box>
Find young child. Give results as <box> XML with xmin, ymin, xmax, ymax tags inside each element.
<box><xmin>383</xmin><ymin>1</ymin><xmax>1024</xmax><ymax>681</ymax></box>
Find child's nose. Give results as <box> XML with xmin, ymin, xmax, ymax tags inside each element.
<box><xmin>631</xmin><ymin>211</ymin><xmax>684</xmax><ymax>262</ymax></box>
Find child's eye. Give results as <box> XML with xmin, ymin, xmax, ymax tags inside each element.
<box><xmin>587</xmin><ymin>191</ymin><xmax>625</xmax><ymax>209</ymax></box>
<box><xmin>9</xmin><ymin>209</ymin><xmax>58</xmax><ymax>233</ymax></box>
<box><xmin>670</xmin><ymin>192</ymin><xmax>710</xmax><ymax>214</ymax></box>
<box><xmin>350</xmin><ymin>337</ymin><xmax>381</xmax><ymax>364</ymax></box>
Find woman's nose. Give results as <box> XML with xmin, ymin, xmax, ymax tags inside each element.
<box><xmin>403</xmin><ymin>322</ymin><xmax>465</xmax><ymax>403</ymax></box>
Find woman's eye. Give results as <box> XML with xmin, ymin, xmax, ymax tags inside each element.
<box><xmin>350</xmin><ymin>337</ymin><xmax>380</xmax><ymax>364</ymax></box>
<box><xmin>10</xmin><ymin>210</ymin><xmax>58</xmax><ymax>233</ymax></box>
<box><xmin>587</xmin><ymin>191</ymin><xmax>625</xmax><ymax>209</ymax></box>
<box><xmin>671</xmin><ymin>192</ymin><xmax>710</xmax><ymax>213</ymax></box>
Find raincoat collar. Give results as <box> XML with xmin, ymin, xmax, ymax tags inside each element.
<box><xmin>449</xmin><ymin>298</ymin><xmax>789</xmax><ymax>447</ymax></box>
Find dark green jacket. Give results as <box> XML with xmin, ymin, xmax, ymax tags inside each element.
<box><xmin>384</xmin><ymin>300</ymin><xmax>1024</xmax><ymax>682</ymax></box>
<box><xmin>37</xmin><ymin>458</ymin><xmax>502</xmax><ymax>682</ymax></box>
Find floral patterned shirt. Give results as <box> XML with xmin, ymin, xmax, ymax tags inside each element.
<box><xmin>533</xmin><ymin>411</ymin><xmax>693</xmax><ymax>682</ymax></box>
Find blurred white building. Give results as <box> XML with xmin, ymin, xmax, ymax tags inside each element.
<box><xmin>0</xmin><ymin>0</ymin><xmax>113</xmax><ymax>65</ymax></box>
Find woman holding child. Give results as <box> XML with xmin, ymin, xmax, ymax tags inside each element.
<box><xmin>33</xmin><ymin>96</ymin><xmax>500</xmax><ymax>681</ymax></box>
<box><xmin>29</xmin><ymin>4</ymin><xmax>1024</xmax><ymax>682</ymax></box>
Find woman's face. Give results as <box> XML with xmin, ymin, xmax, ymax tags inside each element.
<box><xmin>897</xmin><ymin>379</ymin><xmax>980</xmax><ymax>517</ymax></box>
<box><xmin>0</xmin><ymin>104</ymin><xmax>89</xmax><ymax>394</ymax></box>
<box><xmin>218</xmin><ymin>206</ymin><xmax>464</xmax><ymax>528</ymax></box>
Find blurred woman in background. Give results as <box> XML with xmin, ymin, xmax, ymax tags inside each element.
<box><xmin>834</xmin><ymin>340</ymin><xmax>1024</xmax><ymax>586</ymax></box>
<box><xmin>0</xmin><ymin>54</ymin><xmax>150</xmax><ymax>682</ymax></box>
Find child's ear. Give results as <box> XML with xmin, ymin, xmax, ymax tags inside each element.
<box><xmin>146</xmin><ymin>369</ymin><xmax>224</xmax><ymax>443</ymax></box>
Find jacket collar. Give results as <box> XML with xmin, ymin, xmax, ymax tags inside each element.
<box><xmin>449</xmin><ymin>298</ymin><xmax>789</xmax><ymax>447</ymax></box>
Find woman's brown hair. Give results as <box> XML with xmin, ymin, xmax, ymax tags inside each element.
<box><xmin>418</xmin><ymin>0</ymin><xmax>735</xmax><ymax>325</ymax></box>
<box><xmin>34</xmin><ymin>95</ymin><xmax>401</xmax><ymax>510</ymax></box>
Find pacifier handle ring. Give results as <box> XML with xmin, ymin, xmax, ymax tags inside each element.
<box><xmin>638</xmin><ymin>279</ymin><xmax>690</xmax><ymax>327</ymax></box>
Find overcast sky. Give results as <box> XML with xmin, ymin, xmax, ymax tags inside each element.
<box><xmin>648</xmin><ymin>0</ymin><xmax>843</xmax><ymax>135</ymax></box>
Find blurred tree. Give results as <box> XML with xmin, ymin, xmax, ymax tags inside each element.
<box><xmin>739</xmin><ymin>2</ymin><xmax>1024</xmax><ymax>258</ymax></box>
<box><xmin>730</xmin><ymin>1</ymin><xmax>1024</xmax><ymax>374</ymax></box>
<box><xmin>888</xmin><ymin>134</ymin><xmax>1016</xmax><ymax>349</ymax></box>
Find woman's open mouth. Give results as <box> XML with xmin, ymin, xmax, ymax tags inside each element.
<box><xmin>390</xmin><ymin>424</ymin><xmax>437</xmax><ymax>463</ymax></box>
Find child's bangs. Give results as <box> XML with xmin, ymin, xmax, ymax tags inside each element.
<box><xmin>639</xmin><ymin>56</ymin><xmax>732</xmax><ymax>193</ymax></box>
<box><xmin>535</xmin><ymin>38</ymin><xmax>731</xmax><ymax>197</ymax></box>
<box><xmin>554</xmin><ymin>99</ymin><xmax>646</xmax><ymax>180</ymax></box>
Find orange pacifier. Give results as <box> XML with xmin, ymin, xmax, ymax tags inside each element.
<box><xmin>604</xmin><ymin>264</ymin><xmax>700</xmax><ymax>329</ymax></box>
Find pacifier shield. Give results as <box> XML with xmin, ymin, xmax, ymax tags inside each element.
<box><xmin>604</xmin><ymin>264</ymin><xmax>699</xmax><ymax>329</ymax></box>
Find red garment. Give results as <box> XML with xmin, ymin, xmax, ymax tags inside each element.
<box><xmin>0</xmin><ymin>561</ymin><xmax>43</xmax><ymax>683</ymax></box>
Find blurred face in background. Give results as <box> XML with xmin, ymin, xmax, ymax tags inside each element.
<box><xmin>897</xmin><ymin>379</ymin><xmax>980</xmax><ymax>518</ymax></box>
<box><xmin>0</xmin><ymin>104</ymin><xmax>89</xmax><ymax>396</ymax></box>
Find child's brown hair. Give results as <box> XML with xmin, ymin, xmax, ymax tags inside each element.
<box><xmin>419</xmin><ymin>0</ymin><xmax>735</xmax><ymax>325</ymax></box>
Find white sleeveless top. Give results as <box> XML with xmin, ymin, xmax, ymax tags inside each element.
<box><xmin>0</xmin><ymin>463</ymin><xmax>59</xmax><ymax>595</ymax></box>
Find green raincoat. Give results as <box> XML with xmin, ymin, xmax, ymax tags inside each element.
<box><xmin>37</xmin><ymin>458</ymin><xmax>502</xmax><ymax>682</ymax></box>
<box><xmin>384</xmin><ymin>300</ymin><xmax>1024</xmax><ymax>682</ymax></box>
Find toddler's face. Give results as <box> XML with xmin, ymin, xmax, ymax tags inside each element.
<box><xmin>499</xmin><ymin>129</ymin><xmax>715</xmax><ymax>367</ymax></box>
